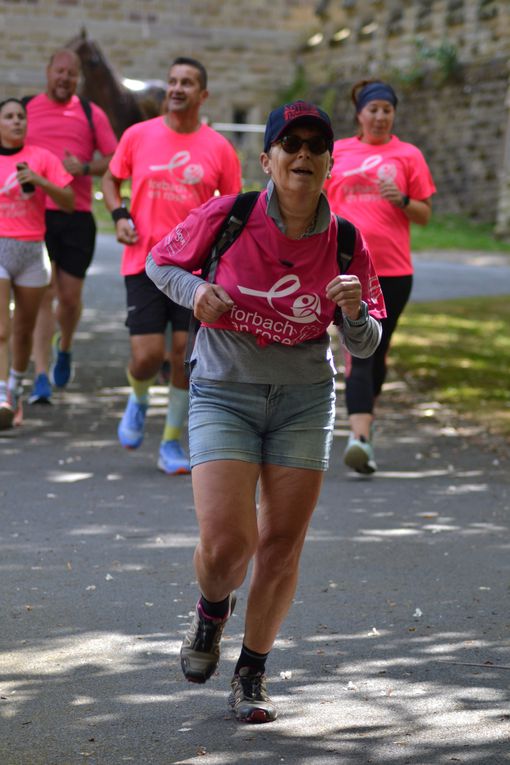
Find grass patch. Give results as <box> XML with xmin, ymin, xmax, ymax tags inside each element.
<box><xmin>391</xmin><ymin>296</ymin><xmax>510</xmax><ymax>437</ymax></box>
<box><xmin>92</xmin><ymin>180</ymin><xmax>132</xmax><ymax>234</ymax></box>
<box><xmin>411</xmin><ymin>214</ymin><xmax>510</xmax><ymax>254</ymax></box>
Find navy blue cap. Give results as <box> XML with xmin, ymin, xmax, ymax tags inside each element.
<box><xmin>264</xmin><ymin>100</ymin><xmax>334</xmax><ymax>153</ymax></box>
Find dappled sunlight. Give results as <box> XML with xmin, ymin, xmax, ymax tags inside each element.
<box><xmin>46</xmin><ymin>471</ymin><xmax>94</xmax><ymax>483</ymax></box>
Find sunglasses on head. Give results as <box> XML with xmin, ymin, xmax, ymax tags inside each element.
<box><xmin>275</xmin><ymin>133</ymin><xmax>329</xmax><ymax>155</ymax></box>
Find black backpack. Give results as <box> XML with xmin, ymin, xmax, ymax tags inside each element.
<box><xmin>21</xmin><ymin>94</ymin><xmax>97</xmax><ymax>149</ymax></box>
<box><xmin>185</xmin><ymin>190</ymin><xmax>357</xmax><ymax>368</ymax></box>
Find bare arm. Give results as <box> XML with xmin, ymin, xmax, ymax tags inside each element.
<box><xmin>378</xmin><ymin>179</ymin><xmax>432</xmax><ymax>225</ymax></box>
<box><xmin>63</xmin><ymin>151</ymin><xmax>114</xmax><ymax>177</ymax></box>
<box><xmin>101</xmin><ymin>167</ymin><xmax>138</xmax><ymax>245</ymax></box>
<box><xmin>16</xmin><ymin>164</ymin><xmax>74</xmax><ymax>213</ymax></box>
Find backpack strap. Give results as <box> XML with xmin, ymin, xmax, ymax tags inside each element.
<box><xmin>22</xmin><ymin>94</ymin><xmax>97</xmax><ymax>148</ymax></box>
<box><xmin>201</xmin><ymin>190</ymin><xmax>260</xmax><ymax>283</ymax></box>
<box><xmin>185</xmin><ymin>191</ymin><xmax>260</xmax><ymax>372</ymax></box>
<box><xmin>334</xmin><ymin>215</ymin><xmax>357</xmax><ymax>325</ymax></box>
<box><xmin>78</xmin><ymin>96</ymin><xmax>97</xmax><ymax>149</ymax></box>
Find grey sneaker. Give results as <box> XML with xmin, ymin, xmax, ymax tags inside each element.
<box><xmin>228</xmin><ymin>668</ymin><xmax>278</xmax><ymax>724</ymax></box>
<box><xmin>343</xmin><ymin>433</ymin><xmax>377</xmax><ymax>474</ymax></box>
<box><xmin>180</xmin><ymin>593</ymin><xmax>236</xmax><ymax>684</ymax></box>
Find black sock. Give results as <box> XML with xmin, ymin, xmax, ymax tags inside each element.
<box><xmin>199</xmin><ymin>594</ymin><xmax>230</xmax><ymax>619</ymax></box>
<box><xmin>234</xmin><ymin>643</ymin><xmax>269</xmax><ymax>676</ymax></box>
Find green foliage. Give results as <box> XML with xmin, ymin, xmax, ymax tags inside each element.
<box><xmin>392</xmin><ymin>296</ymin><xmax>510</xmax><ymax>436</ymax></box>
<box><xmin>411</xmin><ymin>214</ymin><xmax>510</xmax><ymax>253</ymax></box>
<box><xmin>276</xmin><ymin>63</ymin><xmax>310</xmax><ymax>105</ymax></box>
<box><xmin>319</xmin><ymin>86</ymin><xmax>337</xmax><ymax>118</ymax></box>
<box><xmin>391</xmin><ymin>38</ymin><xmax>461</xmax><ymax>90</ymax></box>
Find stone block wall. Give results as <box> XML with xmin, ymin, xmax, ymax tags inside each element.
<box><xmin>2</xmin><ymin>0</ymin><xmax>510</xmax><ymax>230</ymax></box>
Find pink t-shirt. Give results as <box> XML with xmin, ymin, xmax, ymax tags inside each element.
<box><xmin>0</xmin><ymin>145</ymin><xmax>73</xmax><ymax>241</ymax></box>
<box><xmin>109</xmin><ymin>117</ymin><xmax>243</xmax><ymax>275</ymax></box>
<box><xmin>25</xmin><ymin>93</ymin><xmax>117</xmax><ymax>212</ymax></box>
<box><xmin>151</xmin><ymin>191</ymin><xmax>386</xmax><ymax>347</ymax></box>
<box><xmin>325</xmin><ymin>135</ymin><xmax>436</xmax><ymax>277</ymax></box>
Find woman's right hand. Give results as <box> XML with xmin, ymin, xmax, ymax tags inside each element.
<box><xmin>193</xmin><ymin>283</ymin><xmax>234</xmax><ymax>322</ymax></box>
<box><xmin>115</xmin><ymin>218</ymin><xmax>138</xmax><ymax>245</ymax></box>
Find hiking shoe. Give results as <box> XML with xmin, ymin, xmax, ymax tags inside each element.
<box><xmin>180</xmin><ymin>593</ymin><xmax>236</xmax><ymax>684</ymax></box>
<box><xmin>118</xmin><ymin>396</ymin><xmax>148</xmax><ymax>449</ymax></box>
<box><xmin>50</xmin><ymin>332</ymin><xmax>72</xmax><ymax>388</ymax></box>
<box><xmin>158</xmin><ymin>439</ymin><xmax>190</xmax><ymax>475</ymax></box>
<box><xmin>343</xmin><ymin>433</ymin><xmax>377</xmax><ymax>475</ymax></box>
<box><xmin>0</xmin><ymin>400</ymin><xmax>15</xmax><ymax>430</ymax></box>
<box><xmin>228</xmin><ymin>668</ymin><xmax>278</xmax><ymax>724</ymax></box>
<box><xmin>28</xmin><ymin>373</ymin><xmax>52</xmax><ymax>405</ymax></box>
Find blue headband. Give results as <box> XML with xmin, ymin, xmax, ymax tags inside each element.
<box><xmin>356</xmin><ymin>82</ymin><xmax>398</xmax><ymax>112</ymax></box>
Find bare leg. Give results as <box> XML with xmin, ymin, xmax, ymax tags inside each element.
<box><xmin>169</xmin><ymin>329</ymin><xmax>189</xmax><ymax>391</ymax></box>
<box><xmin>0</xmin><ymin>279</ymin><xmax>11</xmax><ymax>381</ymax></box>
<box><xmin>11</xmin><ymin>284</ymin><xmax>48</xmax><ymax>373</ymax></box>
<box><xmin>191</xmin><ymin>460</ymin><xmax>260</xmax><ymax>600</ymax></box>
<box><xmin>349</xmin><ymin>412</ymin><xmax>373</xmax><ymax>440</ymax></box>
<box><xmin>243</xmin><ymin>464</ymin><xmax>324</xmax><ymax>653</ymax></box>
<box><xmin>128</xmin><ymin>333</ymin><xmax>166</xmax><ymax>381</ymax></box>
<box><xmin>32</xmin><ymin>266</ymin><xmax>56</xmax><ymax>376</ymax></box>
<box><xmin>54</xmin><ymin>268</ymin><xmax>85</xmax><ymax>352</ymax></box>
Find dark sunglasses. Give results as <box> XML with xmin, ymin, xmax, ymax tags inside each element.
<box><xmin>276</xmin><ymin>133</ymin><xmax>330</xmax><ymax>155</ymax></box>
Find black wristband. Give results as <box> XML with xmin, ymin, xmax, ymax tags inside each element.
<box><xmin>82</xmin><ymin>162</ymin><xmax>91</xmax><ymax>175</ymax></box>
<box><xmin>401</xmin><ymin>194</ymin><xmax>410</xmax><ymax>208</ymax></box>
<box><xmin>111</xmin><ymin>207</ymin><xmax>131</xmax><ymax>223</ymax></box>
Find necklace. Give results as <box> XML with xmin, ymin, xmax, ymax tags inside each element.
<box><xmin>298</xmin><ymin>210</ymin><xmax>318</xmax><ymax>239</ymax></box>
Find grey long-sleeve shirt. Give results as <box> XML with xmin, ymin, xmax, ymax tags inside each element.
<box><xmin>146</xmin><ymin>253</ymin><xmax>382</xmax><ymax>384</ymax></box>
<box><xmin>147</xmin><ymin>182</ymin><xmax>382</xmax><ymax>383</ymax></box>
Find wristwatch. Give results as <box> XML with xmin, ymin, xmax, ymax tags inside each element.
<box><xmin>82</xmin><ymin>162</ymin><xmax>91</xmax><ymax>175</ymax></box>
<box><xmin>344</xmin><ymin>300</ymin><xmax>369</xmax><ymax>327</ymax></box>
<box><xmin>401</xmin><ymin>194</ymin><xmax>410</xmax><ymax>207</ymax></box>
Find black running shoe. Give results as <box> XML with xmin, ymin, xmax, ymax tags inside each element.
<box><xmin>228</xmin><ymin>668</ymin><xmax>278</xmax><ymax>723</ymax></box>
<box><xmin>180</xmin><ymin>593</ymin><xmax>236</xmax><ymax>683</ymax></box>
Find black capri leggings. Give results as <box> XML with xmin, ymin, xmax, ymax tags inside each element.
<box><xmin>344</xmin><ymin>274</ymin><xmax>413</xmax><ymax>415</ymax></box>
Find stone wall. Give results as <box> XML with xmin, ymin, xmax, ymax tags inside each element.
<box><xmin>300</xmin><ymin>0</ymin><xmax>510</xmax><ymax>229</ymax></box>
<box><xmin>2</xmin><ymin>0</ymin><xmax>510</xmax><ymax>231</ymax></box>
<box><xmin>315</xmin><ymin>59</ymin><xmax>509</xmax><ymax>222</ymax></box>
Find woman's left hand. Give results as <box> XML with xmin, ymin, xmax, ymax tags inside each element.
<box><xmin>378</xmin><ymin>178</ymin><xmax>405</xmax><ymax>208</ymax></box>
<box><xmin>16</xmin><ymin>162</ymin><xmax>40</xmax><ymax>188</ymax></box>
<box><xmin>326</xmin><ymin>274</ymin><xmax>362</xmax><ymax>321</ymax></box>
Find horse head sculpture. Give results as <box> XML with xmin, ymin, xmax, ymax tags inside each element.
<box><xmin>66</xmin><ymin>29</ymin><xmax>166</xmax><ymax>137</ymax></box>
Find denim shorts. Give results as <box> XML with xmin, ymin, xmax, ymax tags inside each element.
<box><xmin>188</xmin><ymin>378</ymin><xmax>336</xmax><ymax>471</ymax></box>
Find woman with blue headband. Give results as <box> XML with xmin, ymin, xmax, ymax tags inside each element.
<box><xmin>326</xmin><ymin>79</ymin><xmax>436</xmax><ymax>475</ymax></box>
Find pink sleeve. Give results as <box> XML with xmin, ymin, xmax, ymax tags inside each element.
<box><xmin>406</xmin><ymin>148</ymin><xmax>436</xmax><ymax>201</ymax></box>
<box><xmin>108</xmin><ymin>129</ymin><xmax>133</xmax><ymax>179</ymax></box>
<box><xmin>217</xmin><ymin>143</ymin><xmax>242</xmax><ymax>196</ymax></box>
<box><xmin>151</xmin><ymin>194</ymin><xmax>238</xmax><ymax>270</ymax></box>
<box><xmin>349</xmin><ymin>227</ymin><xmax>387</xmax><ymax>320</ymax></box>
<box><xmin>91</xmin><ymin>104</ymin><xmax>118</xmax><ymax>156</ymax></box>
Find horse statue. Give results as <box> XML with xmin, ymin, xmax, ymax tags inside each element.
<box><xmin>66</xmin><ymin>30</ymin><xmax>166</xmax><ymax>138</ymax></box>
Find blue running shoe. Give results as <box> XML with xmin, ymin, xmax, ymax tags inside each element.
<box><xmin>158</xmin><ymin>439</ymin><xmax>191</xmax><ymax>475</ymax></box>
<box><xmin>28</xmin><ymin>373</ymin><xmax>52</xmax><ymax>405</ymax></box>
<box><xmin>118</xmin><ymin>395</ymin><xmax>148</xmax><ymax>449</ymax></box>
<box><xmin>50</xmin><ymin>332</ymin><xmax>72</xmax><ymax>388</ymax></box>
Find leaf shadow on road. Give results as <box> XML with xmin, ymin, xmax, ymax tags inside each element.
<box><xmin>1</xmin><ymin>267</ymin><xmax>510</xmax><ymax>764</ymax></box>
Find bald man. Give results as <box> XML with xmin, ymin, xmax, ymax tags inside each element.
<box><xmin>25</xmin><ymin>49</ymin><xmax>118</xmax><ymax>403</ymax></box>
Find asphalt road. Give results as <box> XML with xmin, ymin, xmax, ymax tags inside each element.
<box><xmin>1</xmin><ymin>236</ymin><xmax>509</xmax><ymax>765</ymax></box>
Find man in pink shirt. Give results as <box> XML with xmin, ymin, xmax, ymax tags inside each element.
<box><xmin>102</xmin><ymin>56</ymin><xmax>242</xmax><ymax>475</ymax></box>
<box><xmin>25</xmin><ymin>49</ymin><xmax>118</xmax><ymax>404</ymax></box>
